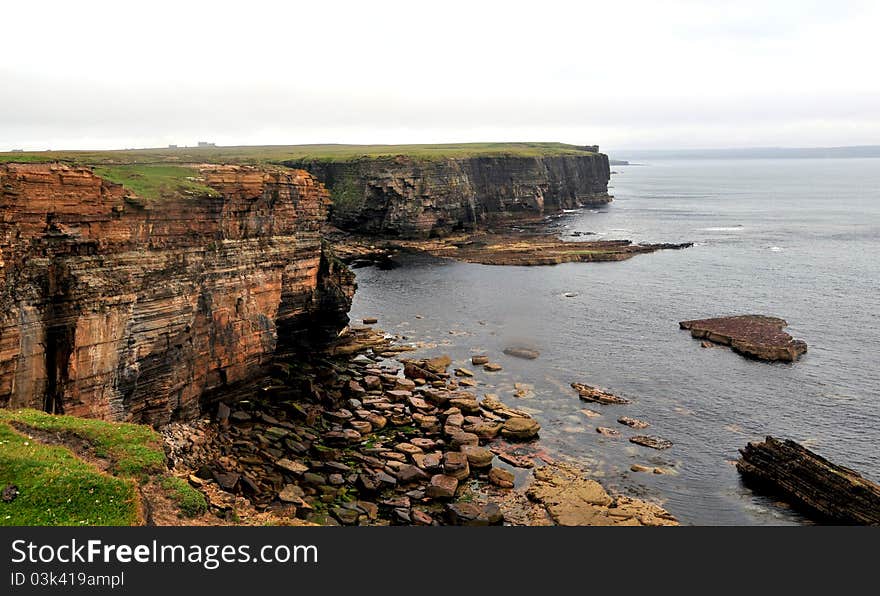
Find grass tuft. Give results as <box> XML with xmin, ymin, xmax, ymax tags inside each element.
<box><xmin>0</xmin><ymin>409</ymin><xmax>165</xmax><ymax>477</ymax></box>
<box><xmin>0</xmin><ymin>422</ymin><xmax>138</xmax><ymax>526</ymax></box>
<box><xmin>159</xmin><ymin>476</ymin><xmax>208</xmax><ymax>517</ymax></box>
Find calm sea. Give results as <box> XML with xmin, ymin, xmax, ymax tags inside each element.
<box><xmin>349</xmin><ymin>158</ymin><xmax>880</xmax><ymax>525</ymax></box>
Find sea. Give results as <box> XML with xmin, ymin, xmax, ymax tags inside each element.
<box><xmin>348</xmin><ymin>158</ymin><xmax>880</xmax><ymax>525</ymax></box>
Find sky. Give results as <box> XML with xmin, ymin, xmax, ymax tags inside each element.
<box><xmin>2</xmin><ymin>0</ymin><xmax>879</xmax><ymax>152</ymax></box>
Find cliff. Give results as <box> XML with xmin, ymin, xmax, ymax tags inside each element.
<box><xmin>284</xmin><ymin>153</ymin><xmax>611</xmax><ymax>238</ymax></box>
<box><xmin>0</xmin><ymin>163</ymin><xmax>353</xmax><ymax>425</ymax></box>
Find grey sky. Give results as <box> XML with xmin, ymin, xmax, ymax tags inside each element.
<box><xmin>3</xmin><ymin>0</ymin><xmax>879</xmax><ymax>152</ymax></box>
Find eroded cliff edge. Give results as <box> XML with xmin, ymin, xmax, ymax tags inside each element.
<box><xmin>0</xmin><ymin>163</ymin><xmax>353</xmax><ymax>425</ymax></box>
<box><xmin>285</xmin><ymin>153</ymin><xmax>611</xmax><ymax>238</ymax></box>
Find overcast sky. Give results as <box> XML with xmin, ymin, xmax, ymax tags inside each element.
<box><xmin>3</xmin><ymin>0</ymin><xmax>879</xmax><ymax>152</ymax></box>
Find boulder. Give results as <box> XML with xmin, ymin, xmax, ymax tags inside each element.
<box><xmin>460</xmin><ymin>445</ymin><xmax>494</xmax><ymax>468</ymax></box>
<box><xmin>426</xmin><ymin>474</ymin><xmax>459</xmax><ymax>499</ymax></box>
<box><xmin>488</xmin><ymin>467</ymin><xmax>515</xmax><ymax>488</ymax></box>
<box><xmin>501</xmin><ymin>417</ymin><xmax>540</xmax><ymax>441</ymax></box>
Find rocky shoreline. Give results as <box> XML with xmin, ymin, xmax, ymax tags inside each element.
<box><xmin>330</xmin><ymin>226</ymin><xmax>692</xmax><ymax>268</ymax></box>
<box><xmin>162</xmin><ymin>326</ymin><xmax>678</xmax><ymax>526</ymax></box>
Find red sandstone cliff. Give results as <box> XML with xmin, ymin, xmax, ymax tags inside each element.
<box><xmin>0</xmin><ymin>163</ymin><xmax>353</xmax><ymax>425</ymax></box>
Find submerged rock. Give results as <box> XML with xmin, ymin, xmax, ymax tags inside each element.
<box><xmin>503</xmin><ymin>347</ymin><xmax>540</xmax><ymax>360</ymax></box>
<box><xmin>679</xmin><ymin>315</ymin><xmax>807</xmax><ymax>362</ymax></box>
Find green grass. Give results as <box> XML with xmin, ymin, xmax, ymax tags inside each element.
<box><xmin>159</xmin><ymin>476</ymin><xmax>208</xmax><ymax>517</ymax></box>
<box><xmin>92</xmin><ymin>164</ymin><xmax>220</xmax><ymax>200</ymax></box>
<box><xmin>0</xmin><ymin>409</ymin><xmax>165</xmax><ymax>477</ymax></box>
<box><xmin>0</xmin><ymin>422</ymin><xmax>138</xmax><ymax>525</ymax></box>
<box><xmin>0</xmin><ymin>142</ymin><xmax>596</xmax><ymax>167</ymax></box>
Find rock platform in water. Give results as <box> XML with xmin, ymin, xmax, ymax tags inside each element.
<box><xmin>679</xmin><ymin>315</ymin><xmax>807</xmax><ymax>362</ymax></box>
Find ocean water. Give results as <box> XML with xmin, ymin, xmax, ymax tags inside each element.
<box><xmin>348</xmin><ymin>158</ymin><xmax>880</xmax><ymax>525</ymax></box>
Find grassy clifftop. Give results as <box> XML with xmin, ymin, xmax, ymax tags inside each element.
<box><xmin>0</xmin><ymin>409</ymin><xmax>205</xmax><ymax>526</ymax></box>
<box><xmin>0</xmin><ymin>142</ymin><xmax>597</xmax><ymax>166</ymax></box>
<box><xmin>1</xmin><ymin>142</ymin><xmax>598</xmax><ymax>201</ymax></box>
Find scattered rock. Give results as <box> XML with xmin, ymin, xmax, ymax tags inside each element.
<box><xmin>2</xmin><ymin>484</ymin><xmax>19</xmax><ymax>503</ymax></box>
<box><xmin>443</xmin><ymin>452</ymin><xmax>471</xmax><ymax>480</ymax></box>
<box><xmin>571</xmin><ymin>383</ymin><xmax>631</xmax><ymax>405</ymax></box>
<box><xmin>363</xmin><ymin>375</ymin><xmax>382</xmax><ymax>390</ymax></box>
<box><xmin>425</xmin><ymin>355</ymin><xmax>452</xmax><ymax>373</ymax></box>
<box><xmin>581</xmin><ymin>409</ymin><xmax>601</xmax><ymax>418</ymax></box>
<box><xmin>471</xmin><ymin>355</ymin><xmax>489</xmax><ymax>365</ymax></box>
<box><xmin>629</xmin><ymin>435</ymin><xmax>674</xmax><ymax>450</ymax></box>
<box><xmin>278</xmin><ymin>484</ymin><xmax>305</xmax><ymax>503</ymax></box>
<box><xmin>411</xmin><ymin>509</ymin><xmax>434</xmax><ymax>525</ymax></box>
<box><xmin>216</xmin><ymin>402</ymin><xmax>231</xmax><ymax>425</ymax></box>
<box><xmin>230</xmin><ymin>410</ymin><xmax>252</xmax><ymax>422</ymax></box>
<box><xmin>396</xmin><ymin>464</ymin><xmax>429</xmax><ymax>484</ymax></box>
<box><xmin>447</xmin><ymin>430</ymin><xmax>480</xmax><ymax>449</ymax></box>
<box><xmin>483</xmin><ymin>363</ymin><xmax>503</xmax><ymax>372</ymax></box>
<box><xmin>617</xmin><ymin>416</ymin><xmax>650</xmax><ymax>430</ymax></box>
<box><xmin>445</xmin><ymin>502</ymin><xmax>503</xmax><ymax>526</ymax></box>
<box><xmin>495</xmin><ymin>451</ymin><xmax>534</xmax><ymax>469</ymax></box>
<box><xmin>426</xmin><ymin>474</ymin><xmax>459</xmax><ymax>499</ymax></box>
<box><xmin>455</xmin><ymin>367</ymin><xmax>474</xmax><ymax>377</ymax></box>
<box><xmin>460</xmin><ymin>445</ymin><xmax>494</xmax><ymax>468</ymax></box>
<box><xmin>213</xmin><ymin>471</ymin><xmax>240</xmax><ymax>492</ymax></box>
<box><xmin>332</xmin><ymin>506</ymin><xmax>360</xmax><ymax>525</ymax></box>
<box><xmin>501</xmin><ymin>417</ymin><xmax>540</xmax><ymax>441</ymax></box>
<box><xmin>349</xmin><ymin>420</ymin><xmax>373</xmax><ymax>434</ymax></box>
<box><xmin>489</xmin><ymin>467</ymin><xmax>515</xmax><ymax>488</ymax></box>
<box><xmin>362</xmin><ymin>318</ymin><xmax>378</xmax><ymax>325</ymax></box>
<box><xmin>596</xmin><ymin>427</ymin><xmax>621</xmax><ymax>437</ymax></box>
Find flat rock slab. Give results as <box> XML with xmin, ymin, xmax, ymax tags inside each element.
<box><xmin>571</xmin><ymin>383</ymin><xmax>630</xmax><ymax>405</ymax></box>
<box><xmin>521</xmin><ymin>462</ymin><xmax>678</xmax><ymax>526</ymax></box>
<box><xmin>629</xmin><ymin>435</ymin><xmax>674</xmax><ymax>450</ymax></box>
<box><xmin>679</xmin><ymin>315</ymin><xmax>807</xmax><ymax>362</ymax></box>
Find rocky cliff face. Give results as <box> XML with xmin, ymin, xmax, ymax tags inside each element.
<box><xmin>0</xmin><ymin>163</ymin><xmax>353</xmax><ymax>425</ymax></box>
<box><xmin>285</xmin><ymin>154</ymin><xmax>611</xmax><ymax>238</ymax></box>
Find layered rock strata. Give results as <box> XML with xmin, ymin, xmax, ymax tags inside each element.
<box><xmin>0</xmin><ymin>163</ymin><xmax>353</xmax><ymax>424</ymax></box>
<box><xmin>285</xmin><ymin>154</ymin><xmax>611</xmax><ymax>238</ymax></box>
